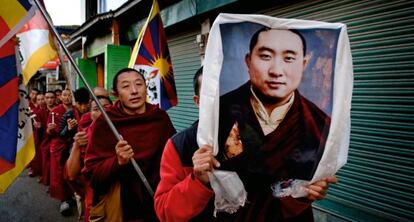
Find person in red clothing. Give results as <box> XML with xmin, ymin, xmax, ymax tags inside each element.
<box><xmin>54</xmin><ymin>89</ymin><xmax>62</xmax><ymax>104</ymax></box>
<box><xmin>30</xmin><ymin>93</ymin><xmax>47</xmax><ymax>178</ymax></box>
<box><xmin>66</xmin><ymin>95</ymin><xmax>112</xmax><ymax>221</ymax></box>
<box><xmin>47</xmin><ymin>88</ymin><xmax>75</xmax><ymax>215</ymax></box>
<box><xmin>155</xmin><ymin>67</ymin><xmax>337</xmax><ymax>221</ymax></box>
<box><xmin>39</xmin><ymin>91</ymin><xmax>56</xmax><ymax>186</ymax></box>
<box><xmin>27</xmin><ymin>88</ymin><xmax>39</xmax><ymax>177</ymax></box>
<box><xmin>28</xmin><ymin>88</ymin><xmax>39</xmax><ymax>110</ymax></box>
<box><xmin>83</xmin><ymin>68</ymin><xmax>176</xmax><ymax>221</ymax></box>
<box><xmin>58</xmin><ymin>87</ymin><xmax>91</xmax><ymax>216</ymax></box>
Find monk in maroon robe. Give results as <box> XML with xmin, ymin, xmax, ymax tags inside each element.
<box><xmin>83</xmin><ymin>68</ymin><xmax>175</xmax><ymax>221</ymax></box>
<box><xmin>30</xmin><ymin>93</ymin><xmax>46</xmax><ymax>177</ymax></box>
<box><xmin>47</xmin><ymin>89</ymin><xmax>73</xmax><ymax>205</ymax></box>
<box><xmin>39</xmin><ymin>91</ymin><xmax>56</xmax><ymax>186</ymax></box>
<box><xmin>65</xmin><ymin>96</ymin><xmax>111</xmax><ymax>222</ymax></box>
<box><xmin>27</xmin><ymin>88</ymin><xmax>39</xmax><ymax>177</ymax></box>
<box><xmin>28</xmin><ymin>88</ymin><xmax>38</xmax><ymax>110</ymax></box>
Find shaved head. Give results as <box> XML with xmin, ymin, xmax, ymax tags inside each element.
<box><xmin>93</xmin><ymin>86</ymin><xmax>109</xmax><ymax>97</ymax></box>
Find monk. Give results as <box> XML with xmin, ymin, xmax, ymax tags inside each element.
<box><xmin>47</xmin><ymin>88</ymin><xmax>74</xmax><ymax>215</ymax></box>
<box><xmin>55</xmin><ymin>89</ymin><xmax>62</xmax><ymax>104</ymax></box>
<box><xmin>28</xmin><ymin>88</ymin><xmax>39</xmax><ymax>110</ymax></box>
<box><xmin>30</xmin><ymin>93</ymin><xmax>46</xmax><ymax>177</ymax></box>
<box><xmin>27</xmin><ymin>88</ymin><xmax>39</xmax><ymax>177</ymax></box>
<box><xmin>39</xmin><ymin>91</ymin><xmax>56</xmax><ymax>186</ymax></box>
<box><xmin>83</xmin><ymin>68</ymin><xmax>176</xmax><ymax>221</ymax></box>
<box><xmin>66</xmin><ymin>95</ymin><xmax>112</xmax><ymax>221</ymax></box>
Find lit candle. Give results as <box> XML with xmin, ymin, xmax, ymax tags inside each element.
<box><xmin>52</xmin><ymin>112</ymin><xmax>55</xmax><ymax>124</ymax></box>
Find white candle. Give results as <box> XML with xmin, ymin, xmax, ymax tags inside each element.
<box><xmin>51</xmin><ymin>112</ymin><xmax>55</xmax><ymax>124</ymax></box>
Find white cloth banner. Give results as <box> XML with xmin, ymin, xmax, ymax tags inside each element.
<box><xmin>197</xmin><ymin>13</ymin><xmax>353</xmax><ymax>214</ymax></box>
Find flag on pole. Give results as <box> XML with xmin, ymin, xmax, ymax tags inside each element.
<box><xmin>0</xmin><ymin>39</ymin><xmax>35</xmax><ymax>193</ymax></box>
<box><xmin>17</xmin><ymin>7</ymin><xmax>57</xmax><ymax>84</ymax></box>
<box><xmin>129</xmin><ymin>0</ymin><xmax>177</xmax><ymax>110</ymax></box>
<box><xmin>0</xmin><ymin>0</ymin><xmax>35</xmax><ymax>48</ymax></box>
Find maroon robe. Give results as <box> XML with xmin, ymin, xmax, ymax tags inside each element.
<box><xmin>28</xmin><ymin>100</ymin><xmax>36</xmax><ymax>110</ymax></box>
<box><xmin>30</xmin><ymin>106</ymin><xmax>45</xmax><ymax>176</ymax></box>
<box><xmin>48</xmin><ymin>104</ymin><xmax>73</xmax><ymax>201</ymax></box>
<box><xmin>64</xmin><ymin>112</ymin><xmax>94</xmax><ymax>221</ymax></box>
<box><xmin>38</xmin><ymin>107</ymin><xmax>52</xmax><ymax>185</ymax></box>
<box><xmin>83</xmin><ymin>101</ymin><xmax>176</xmax><ymax>221</ymax></box>
<box><xmin>63</xmin><ymin>111</ymin><xmax>93</xmax><ymax>200</ymax></box>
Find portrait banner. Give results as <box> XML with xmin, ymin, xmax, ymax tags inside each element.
<box><xmin>197</xmin><ymin>13</ymin><xmax>353</xmax><ymax>213</ymax></box>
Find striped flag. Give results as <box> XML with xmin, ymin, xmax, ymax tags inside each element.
<box><xmin>0</xmin><ymin>0</ymin><xmax>35</xmax><ymax>48</ymax></box>
<box><xmin>129</xmin><ymin>0</ymin><xmax>177</xmax><ymax>110</ymax></box>
<box><xmin>17</xmin><ymin>7</ymin><xmax>57</xmax><ymax>84</ymax></box>
<box><xmin>0</xmin><ymin>39</ymin><xmax>35</xmax><ymax>193</ymax></box>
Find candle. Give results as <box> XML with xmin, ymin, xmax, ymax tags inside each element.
<box><xmin>52</xmin><ymin>112</ymin><xmax>55</xmax><ymax>124</ymax></box>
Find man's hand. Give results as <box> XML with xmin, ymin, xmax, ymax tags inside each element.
<box><xmin>67</xmin><ymin>118</ymin><xmax>78</xmax><ymax>130</ymax></box>
<box><xmin>46</xmin><ymin>123</ymin><xmax>57</xmax><ymax>134</ymax></box>
<box><xmin>192</xmin><ymin>145</ymin><xmax>220</xmax><ymax>185</ymax></box>
<box><xmin>33</xmin><ymin>121</ymin><xmax>41</xmax><ymax>129</ymax></box>
<box><xmin>74</xmin><ymin>131</ymin><xmax>88</xmax><ymax>146</ymax></box>
<box><xmin>115</xmin><ymin>140</ymin><xmax>134</xmax><ymax>165</ymax></box>
<box><xmin>305</xmin><ymin>176</ymin><xmax>337</xmax><ymax>201</ymax></box>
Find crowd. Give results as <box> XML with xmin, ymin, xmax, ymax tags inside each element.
<box><xmin>27</xmin><ymin>67</ymin><xmax>336</xmax><ymax>222</ymax></box>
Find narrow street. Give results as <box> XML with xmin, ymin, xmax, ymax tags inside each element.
<box><xmin>0</xmin><ymin>170</ymin><xmax>78</xmax><ymax>222</ymax></box>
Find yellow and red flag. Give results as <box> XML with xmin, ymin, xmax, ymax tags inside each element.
<box><xmin>17</xmin><ymin>7</ymin><xmax>57</xmax><ymax>84</ymax></box>
<box><xmin>129</xmin><ymin>0</ymin><xmax>177</xmax><ymax>110</ymax></box>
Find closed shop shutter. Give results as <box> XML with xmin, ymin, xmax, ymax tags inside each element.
<box><xmin>167</xmin><ymin>30</ymin><xmax>201</xmax><ymax>131</ymax></box>
<box><xmin>262</xmin><ymin>0</ymin><xmax>414</xmax><ymax>221</ymax></box>
<box><xmin>105</xmin><ymin>44</ymin><xmax>131</xmax><ymax>92</ymax></box>
<box><xmin>76</xmin><ymin>58</ymin><xmax>97</xmax><ymax>88</ymax></box>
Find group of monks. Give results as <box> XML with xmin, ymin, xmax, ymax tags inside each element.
<box><xmin>28</xmin><ymin>86</ymin><xmax>112</xmax><ymax>218</ymax></box>
<box><xmin>26</xmin><ymin>65</ymin><xmax>336</xmax><ymax>222</ymax></box>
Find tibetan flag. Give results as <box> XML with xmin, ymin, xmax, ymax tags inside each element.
<box><xmin>0</xmin><ymin>0</ymin><xmax>35</xmax><ymax>48</ymax></box>
<box><xmin>0</xmin><ymin>39</ymin><xmax>35</xmax><ymax>193</ymax></box>
<box><xmin>17</xmin><ymin>8</ymin><xmax>57</xmax><ymax>85</ymax></box>
<box><xmin>129</xmin><ymin>0</ymin><xmax>177</xmax><ymax>110</ymax></box>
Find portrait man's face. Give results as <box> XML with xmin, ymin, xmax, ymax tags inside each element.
<box><xmin>245</xmin><ymin>29</ymin><xmax>308</xmax><ymax>105</ymax></box>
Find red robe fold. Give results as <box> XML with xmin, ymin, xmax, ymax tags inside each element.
<box><xmin>83</xmin><ymin>101</ymin><xmax>176</xmax><ymax>221</ymax></box>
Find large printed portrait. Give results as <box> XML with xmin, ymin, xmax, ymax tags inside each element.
<box><xmin>198</xmin><ymin>14</ymin><xmax>353</xmax><ymax>197</ymax></box>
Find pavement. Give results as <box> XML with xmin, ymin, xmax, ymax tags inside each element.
<box><xmin>0</xmin><ymin>169</ymin><xmax>79</xmax><ymax>222</ymax></box>
<box><xmin>0</xmin><ymin>170</ymin><xmax>350</xmax><ymax>222</ymax></box>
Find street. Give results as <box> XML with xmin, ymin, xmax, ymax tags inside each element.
<box><xmin>0</xmin><ymin>169</ymin><xmax>78</xmax><ymax>222</ymax></box>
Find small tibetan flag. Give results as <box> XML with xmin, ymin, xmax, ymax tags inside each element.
<box><xmin>129</xmin><ymin>0</ymin><xmax>177</xmax><ymax>110</ymax></box>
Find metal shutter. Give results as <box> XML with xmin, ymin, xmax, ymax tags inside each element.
<box><xmin>262</xmin><ymin>0</ymin><xmax>414</xmax><ymax>221</ymax></box>
<box><xmin>167</xmin><ymin>30</ymin><xmax>201</xmax><ymax>131</ymax></box>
